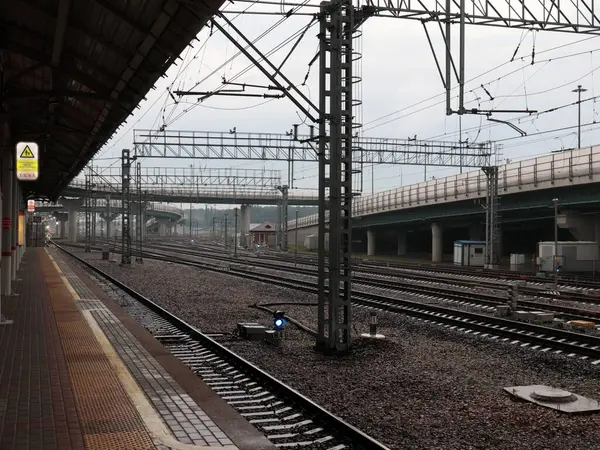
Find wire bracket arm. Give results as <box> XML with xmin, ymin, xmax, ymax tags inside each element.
<box><xmin>209</xmin><ymin>14</ymin><xmax>320</xmax><ymax>123</ymax></box>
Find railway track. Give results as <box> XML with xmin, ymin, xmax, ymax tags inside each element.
<box><xmin>56</xmin><ymin>240</ymin><xmax>600</xmax><ymax>364</ymax></box>
<box><xmin>61</xmin><ymin>240</ymin><xmax>600</xmax><ymax>323</ymax></box>
<box><xmin>53</xmin><ymin>242</ymin><xmax>391</xmax><ymax>450</ymax></box>
<box><xmin>146</xmin><ymin>240</ymin><xmax>600</xmax><ymax>302</ymax></box>
<box><xmin>166</xmin><ymin>245</ymin><xmax>600</xmax><ymax>322</ymax></box>
<box><xmin>293</xmin><ymin>252</ymin><xmax>600</xmax><ymax>290</ymax></box>
<box><xmin>248</xmin><ymin>264</ymin><xmax>600</xmax><ymax>323</ymax></box>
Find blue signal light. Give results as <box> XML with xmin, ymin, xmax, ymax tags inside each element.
<box><xmin>273</xmin><ymin>310</ymin><xmax>286</xmax><ymax>330</ymax></box>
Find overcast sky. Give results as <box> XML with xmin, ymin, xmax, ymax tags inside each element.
<box><xmin>88</xmin><ymin>1</ymin><xmax>600</xmax><ymax>203</ymax></box>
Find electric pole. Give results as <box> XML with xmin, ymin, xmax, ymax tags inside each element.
<box><xmin>553</xmin><ymin>198</ymin><xmax>559</xmax><ymax>289</ymax></box>
<box><xmin>234</xmin><ymin>207</ymin><xmax>238</xmax><ymax>257</ymax></box>
<box><xmin>121</xmin><ymin>149</ymin><xmax>132</xmax><ymax>265</ymax></box>
<box><xmin>224</xmin><ymin>214</ymin><xmax>228</xmax><ymax>249</ymax></box>
<box><xmin>295</xmin><ymin>209</ymin><xmax>299</xmax><ymax>267</ymax></box>
<box><xmin>572</xmin><ymin>85</ymin><xmax>587</xmax><ymax>148</ymax></box>
<box><xmin>276</xmin><ymin>185</ymin><xmax>289</xmax><ymax>251</ymax></box>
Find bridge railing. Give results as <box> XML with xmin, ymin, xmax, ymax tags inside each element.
<box><xmin>289</xmin><ymin>146</ymin><xmax>600</xmax><ymax>228</ymax></box>
<box><xmin>66</xmin><ymin>180</ymin><xmax>318</xmax><ymax>202</ymax></box>
<box><xmin>147</xmin><ymin>203</ymin><xmax>183</xmax><ymax>216</ymax></box>
<box><xmin>71</xmin><ymin>167</ymin><xmax>284</xmax><ymax>191</ymax></box>
<box><xmin>36</xmin><ymin>200</ymin><xmax>183</xmax><ymax>218</ymax></box>
<box><xmin>136</xmin><ymin>188</ymin><xmax>317</xmax><ymax>201</ymax></box>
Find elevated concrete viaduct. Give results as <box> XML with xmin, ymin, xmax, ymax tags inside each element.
<box><xmin>289</xmin><ymin>146</ymin><xmax>600</xmax><ymax>262</ymax></box>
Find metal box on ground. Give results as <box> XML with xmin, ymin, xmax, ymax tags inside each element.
<box><xmin>495</xmin><ymin>305</ymin><xmax>510</xmax><ymax>316</ymax></box>
<box><xmin>303</xmin><ymin>234</ymin><xmax>329</xmax><ymax>251</ymax></box>
<box><xmin>101</xmin><ymin>244</ymin><xmax>110</xmax><ymax>260</ymax></box>
<box><xmin>530</xmin><ymin>311</ymin><xmax>554</xmax><ymax>323</ymax></box>
<box><xmin>304</xmin><ymin>234</ymin><xmax>318</xmax><ymax>251</ymax></box>
<box><xmin>537</xmin><ymin>241</ymin><xmax>599</xmax><ymax>273</ymax></box>
<box><xmin>264</xmin><ymin>330</ymin><xmax>279</xmax><ymax>345</ymax></box>
<box><xmin>453</xmin><ymin>240</ymin><xmax>486</xmax><ymax>267</ymax></box>
<box><xmin>513</xmin><ymin>310</ymin><xmax>531</xmax><ymax>321</ymax></box>
<box><xmin>510</xmin><ymin>253</ymin><xmax>525</xmax><ymax>271</ymax></box>
<box><xmin>237</xmin><ymin>323</ymin><xmax>267</xmax><ymax>341</ymax></box>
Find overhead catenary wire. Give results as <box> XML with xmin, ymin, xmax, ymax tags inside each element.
<box><xmin>180</xmin><ymin>0</ymin><xmax>314</xmax><ymax>97</ymax></box>
<box><xmin>363</xmin><ymin>53</ymin><xmax>586</xmax><ymax>133</ymax></box>
<box><xmin>363</xmin><ymin>35</ymin><xmax>600</xmax><ymax>132</ymax></box>
<box><xmin>425</xmin><ymin>94</ymin><xmax>600</xmax><ymax>142</ymax></box>
<box><xmin>93</xmin><ymin>0</ymin><xmax>260</xmax><ymax>159</ymax></box>
<box><xmin>100</xmin><ymin>9</ymin><xmax>600</xmax><ymax>156</ymax></box>
<box><xmin>414</xmin><ymin>58</ymin><xmax>600</xmax><ymax>142</ymax></box>
<box><xmin>166</xmin><ymin>18</ymin><xmax>318</xmax><ymax>127</ymax></box>
<box><xmin>494</xmin><ymin>120</ymin><xmax>600</xmax><ymax>144</ymax></box>
<box><xmin>247</xmin><ymin>90</ymin><xmax>600</xmax><ymax>185</ymax></box>
<box><xmin>95</xmin><ymin>6</ymin><xmax>600</xmax><ymax>189</ymax></box>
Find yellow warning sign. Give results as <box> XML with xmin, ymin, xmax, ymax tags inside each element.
<box><xmin>17</xmin><ymin>160</ymin><xmax>38</xmax><ymax>171</ymax></box>
<box><xmin>16</xmin><ymin>142</ymin><xmax>39</xmax><ymax>181</ymax></box>
<box><xmin>20</xmin><ymin>146</ymin><xmax>35</xmax><ymax>158</ymax></box>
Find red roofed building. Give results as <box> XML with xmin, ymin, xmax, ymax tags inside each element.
<box><xmin>249</xmin><ymin>222</ymin><xmax>276</xmax><ymax>246</ymax></box>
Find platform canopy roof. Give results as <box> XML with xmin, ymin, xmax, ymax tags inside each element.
<box><xmin>0</xmin><ymin>0</ymin><xmax>224</xmax><ymax>201</ymax></box>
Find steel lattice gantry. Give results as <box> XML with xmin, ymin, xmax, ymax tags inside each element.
<box><xmin>316</xmin><ymin>1</ymin><xmax>355</xmax><ymax>352</ymax></box>
<box><xmin>276</xmin><ymin>185</ymin><xmax>289</xmax><ymax>251</ymax></box>
<box><xmin>121</xmin><ymin>149</ymin><xmax>132</xmax><ymax>265</ymax></box>
<box><xmin>356</xmin><ymin>0</ymin><xmax>600</xmax><ymax>33</ymax></box>
<box><xmin>135</xmin><ymin>162</ymin><xmax>144</xmax><ymax>263</ymax></box>
<box><xmin>133</xmin><ymin>129</ymin><xmax>493</xmax><ymax>167</ymax></box>
<box><xmin>75</xmin><ymin>166</ymin><xmax>283</xmax><ymax>189</ymax></box>
<box><xmin>84</xmin><ymin>171</ymin><xmax>92</xmax><ymax>252</ymax></box>
<box><xmin>91</xmin><ymin>194</ymin><xmax>97</xmax><ymax>245</ymax></box>
<box><xmin>482</xmin><ymin>166</ymin><xmax>500</xmax><ymax>269</ymax></box>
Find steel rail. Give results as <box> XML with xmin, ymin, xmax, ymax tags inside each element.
<box><xmin>148</xmin><ymin>240</ymin><xmax>600</xmax><ymax>299</ymax></box>
<box><xmin>52</xmin><ymin>242</ymin><xmax>391</xmax><ymax>450</ymax></box>
<box><xmin>60</xmin><ymin>240</ymin><xmax>600</xmax><ymax>322</ymax></box>
<box><xmin>225</xmin><ymin>268</ymin><xmax>600</xmax><ymax>361</ymax></box>
<box><xmin>117</xmin><ymin>241</ymin><xmax>600</xmax><ymax>320</ymax></box>
<box><xmin>56</xmin><ymin>240</ymin><xmax>600</xmax><ymax>362</ymax></box>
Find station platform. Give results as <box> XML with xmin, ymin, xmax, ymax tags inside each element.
<box><xmin>0</xmin><ymin>248</ymin><xmax>274</xmax><ymax>450</ymax></box>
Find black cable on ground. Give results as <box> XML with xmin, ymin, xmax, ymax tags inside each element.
<box><xmin>251</xmin><ymin>303</ymin><xmax>317</xmax><ymax>336</ymax></box>
<box><xmin>258</xmin><ymin>302</ymin><xmax>318</xmax><ymax>307</ymax></box>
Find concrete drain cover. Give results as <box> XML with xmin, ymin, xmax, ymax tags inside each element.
<box><xmin>504</xmin><ymin>385</ymin><xmax>600</xmax><ymax>413</ymax></box>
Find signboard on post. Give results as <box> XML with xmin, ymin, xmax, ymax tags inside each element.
<box><xmin>27</xmin><ymin>200</ymin><xmax>35</xmax><ymax>212</ymax></box>
<box><xmin>16</xmin><ymin>142</ymin><xmax>39</xmax><ymax>181</ymax></box>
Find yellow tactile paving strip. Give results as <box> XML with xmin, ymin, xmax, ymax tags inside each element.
<box><xmin>48</xmin><ymin>248</ymin><xmax>243</xmax><ymax>449</ymax></box>
<box><xmin>41</xmin><ymin>250</ymin><xmax>157</xmax><ymax>450</ymax></box>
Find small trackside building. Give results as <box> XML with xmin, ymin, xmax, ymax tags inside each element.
<box><xmin>454</xmin><ymin>240</ymin><xmax>487</xmax><ymax>266</ymax></box>
<box><xmin>250</xmin><ymin>222</ymin><xmax>277</xmax><ymax>246</ymax></box>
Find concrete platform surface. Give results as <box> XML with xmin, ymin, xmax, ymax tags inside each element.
<box><xmin>0</xmin><ymin>248</ymin><xmax>274</xmax><ymax>450</ymax></box>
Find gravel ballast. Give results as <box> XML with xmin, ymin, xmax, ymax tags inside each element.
<box><xmin>72</xmin><ymin>249</ymin><xmax>600</xmax><ymax>450</ymax></box>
